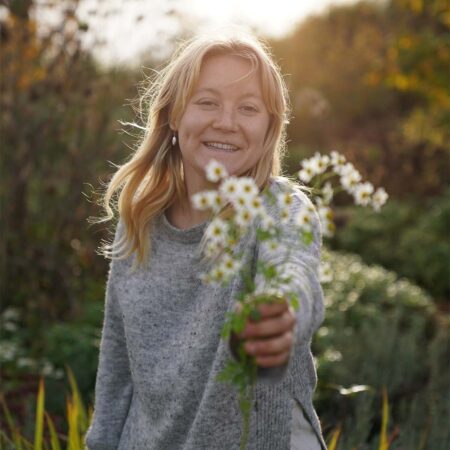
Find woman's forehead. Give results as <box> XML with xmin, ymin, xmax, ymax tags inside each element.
<box><xmin>194</xmin><ymin>54</ymin><xmax>262</xmax><ymax>94</ymax></box>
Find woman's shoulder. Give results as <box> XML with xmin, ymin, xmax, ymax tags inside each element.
<box><xmin>266</xmin><ymin>176</ymin><xmax>314</xmax><ymax>209</ymax></box>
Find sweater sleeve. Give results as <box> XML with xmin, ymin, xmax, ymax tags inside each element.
<box><xmin>239</xmin><ymin>184</ymin><xmax>325</xmax><ymax>385</ymax></box>
<box><xmin>84</xmin><ymin>224</ymin><xmax>134</xmax><ymax>450</ymax></box>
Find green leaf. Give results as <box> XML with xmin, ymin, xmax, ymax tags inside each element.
<box><xmin>301</xmin><ymin>231</ymin><xmax>314</xmax><ymax>245</ymax></box>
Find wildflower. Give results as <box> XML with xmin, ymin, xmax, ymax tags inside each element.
<box><xmin>276</xmin><ymin>191</ymin><xmax>294</xmax><ymax>208</ymax></box>
<box><xmin>219</xmin><ymin>253</ymin><xmax>242</xmax><ymax>276</ymax></box>
<box><xmin>280</xmin><ymin>207</ymin><xmax>290</xmax><ymax>224</ymax></box>
<box><xmin>247</xmin><ymin>196</ymin><xmax>266</xmax><ymax>217</ymax></box>
<box><xmin>236</xmin><ymin>177</ymin><xmax>259</xmax><ymax>198</ymax></box>
<box><xmin>210</xmin><ymin>266</ymin><xmax>226</xmax><ymax>283</ymax></box>
<box><xmin>235</xmin><ymin>208</ymin><xmax>254</xmax><ymax>228</ymax></box>
<box><xmin>372</xmin><ymin>187</ymin><xmax>388</xmax><ymax>212</ymax></box>
<box><xmin>206</xmin><ymin>191</ymin><xmax>225</xmax><ymax>213</ymax></box>
<box><xmin>205</xmin><ymin>217</ymin><xmax>229</xmax><ymax>243</ymax></box>
<box><xmin>298</xmin><ymin>158</ymin><xmax>315</xmax><ymax>183</ymax></box>
<box><xmin>231</xmin><ymin>194</ymin><xmax>249</xmax><ymax>210</ymax></box>
<box><xmin>330</xmin><ymin>150</ymin><xmax>346</xmax><ymax>168</ymax></box>
<box><xmin>294</xmin><ymin>207</ymin><xmax>313</xmax><ymax>231</ymax></box>
<box><xmin>310</xmin><ymin>152</ymin><xmax>330</xmax><ymax>175</ymax></box>
<box><xmin>318</xmin><ymin>205</ymin><xmax>333</xmax><ymax>223</ymax></box>
<box><xmin>340</xmin><ymin>165</ymin><xmax>362</xmax><ymax>193</ymax></box>
<box><xmin>319</xmin><ymin>262</ymin><xmax>333</xmax><ymax>283</ymax></box>
<box><xmin>322</xmin><ymin>182</ymin><xmax>334</xmax><ymax>204</ymax></box>
<box><xmin>265</xmin><ymin>240</ymin><xmax>280</xmax><ymax>255</ymax></box>
<box><xmin>321</xmin><ymin>219</ymin><xmax>336</xmax><ymax>237</ymax></box>
<box><xmin>191</xmin><ymin>191</ymin><xmax>213</xmax><ymax>211</ymax></box>
<box><xmin>206</xmin><ymin>159</ymin><xmax>228</xmax><ymax>182</ymax></box>
<box><xmin>354</xmin><ymin>182</ymin><xmax>374</xmax><ymax>206</ymax></box>
<box><xmin>204</xmin><ymin>239</ymin><xmax>223</xmax><ymax>258</ymax></box>
<box><xmin>220</xmin><ymin>177</ymin><xmax>240</xmax><ymax>200</ymax></box>
<box><xmin>260</xmin><ymin>212</ymin><xmax>275</xmax><ymax>231</ymax></box>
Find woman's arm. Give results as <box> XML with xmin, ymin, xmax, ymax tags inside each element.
<box><xmin>84</xmin><ymin>224</ymin><xmax>134</xmax><ymax>450</ymax></box>
<box><xmin>229</xmin><ymin>186</ymin><xmax>325</xmax><ymax>384</ymax></box>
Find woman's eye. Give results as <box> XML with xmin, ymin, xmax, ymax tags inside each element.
<box><xmin>241</xmin><ymin>105</ymin><xmax>258</xmax><ymax>113</ymax></box>
<box><xmin>197</xmin><ymin>101</ymin><xmax>216</xmax><ymax>107</ymax></box>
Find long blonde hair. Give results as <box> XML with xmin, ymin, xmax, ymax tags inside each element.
<box><xmin>95</xmin><ymin>30</ymin><xmax>291</xmax><ymax>269</ymax></box>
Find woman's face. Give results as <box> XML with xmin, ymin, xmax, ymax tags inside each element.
<box><xmin>173</xmin><ymin>53</ymin><xmax>271</xmax><ymax>194</ymax></box>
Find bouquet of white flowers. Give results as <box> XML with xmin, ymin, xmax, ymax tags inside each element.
<box><xmin>192</xmin><ymin>151</ymin><xmax>388</xmax><ymax>450</ymax></box>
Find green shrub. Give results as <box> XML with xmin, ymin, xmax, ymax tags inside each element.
<box><xmin>330</xmin><ymin>190</ymin><xmax>450</xmax><ymax>304</ymax></box>
<box><xmin>314</xmin><ymin>250</ymin><xmax>450</xmax><ymax>449</ymax></box>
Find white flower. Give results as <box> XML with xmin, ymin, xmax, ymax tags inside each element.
<box><xmin>219</xmin><ymin>253</ymin><xmax>242</xmax><ymax>276</ymax></box>
<box><xmin>298</xmin><ymin>158</ymin><xmax>316</xmax><ymax>183</ymax></box>
<box><xmin>235</xmin><ymin>177</ymin><xmax>259</xmax><ymax>198</ymax></box>
<box><xmin>260</xmin><ymin>213</ymin><xmax>275</xmax><ymax>231</ymax></box>
<box><xmin>372</xmin><ymin>187</ymin><xmax>388</xmax><ymax>211</ymax></box>
<box><xmin>294</xmin><ymin>207</ymin><xmax>313</xmax><ymax>231</ymax></box>
<box><xmin>319</xmin><ymin>261</ymin><xmax>333</xmax><ymax>283</ymax></box>
<box><xmin>247</xmin><ymin>196</ymin><xmax>266</xmax><ymax>217</ymax></box>
<box><xmin>219</xmin><ymin>177</ymin><xmax>240</xmax><ymax>200</ymax></box>
<box><xmin>209</xmin><ymin>266</ymin><xmax>226</xmax><ymax>283</ymax></box>
<box><xmin>191</xmin><ymin>191</ymin><xmax>213</xmax><ymax>211</ymax></box>
<box><xmin>276</xmin><ymin>191</ymin><xmax>294</xmax><ymax>208</ymax></box>
<box><xmin>298</xmin><ymin>168</ymin><xmax>314</xmax><ymax>183</ymax></box>
<box><xmin>335</xmin><ymin>162</ymin><xmax>356</xmax><ymax>177</ymax></box>
<box><xmin>235</xmin><ymin>208</ymin><xmax>254</xmax><ymax>228</ymax></box>
<box><xmin>231</xmin><ymin>194</ymin><xmax>249</xmax><ymax>210</ymax></box>
<box><xmin>205</xmin><ymin>159</ymin><xmax>228</xmax><ymax>182</ymax></box>
<box><xmin>206</xmin><ymin>191</ymin><xmax>225</xmax><ymax>212</ymax></box>
<box><xmin>330</xmin><ymin>150</ymin><xmax>346</xmax><ymax>168</ymax></box>
<box><xmin>321</xmin><ymin>218</ymin><xmax>336</xmax><ymax>237</ymax></box>
<box><xmin>340</xmin><ymin>166</ymin><xmax>362</xmax><ymax>193</ymax></box>
<box><xmin>267</xmin><ymin>240</ymin><xmax>280</xmax><ymax>252</ymax></box>
<box><xmin>318</xmin><ymin>205</ymin><xmax>333</xmax><ymax>225</ymax></box>
<box><xmin>203</xmin><ymin>237</ymin><xmax>225</xmax><ymax>258</ymax></box>
<box><xmin>205</xmin><ymin>217</ymin><xmax>229</xmax><ymax>243</ymax></box>
<box><xmin>322</xmin><ymin>182</ymin><xmax>334</xmax><ymax>204</ymax></box>
<box><xmin>310</xmin><ymin>152</ymin><xmax>330</xmax><ymax>175</ymax></box>
<box><xmin>280</xmin><ymin>207</ymin><xmax>290</xmax><ymax>224</ymax></box>
<box><xmin>354</xmin><ymin>182</ymin><xmax>374</xmax><ymax>206</ymax></box>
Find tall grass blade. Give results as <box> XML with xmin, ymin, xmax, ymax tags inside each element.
<box><xmin>327</xmin><ymin>425</ymin><xmax>342</xmax><ymax>450</ymax></box>
<box><xmin>65</xmin><ymin>365</ymin><xmax>88</xmax><ymax>431</ymax></box>
<box><xmin>34</xmin><ymin>377</ymin><xmax>45</xmax><ymax>450</ymax></box>
<box><xmin>379</xmin><ymin>386</ymin><xmax>389</xmax><ymax>450</ymax></box>
<box><xmin>44</xmin><ymin>412</ymin><xmax>62</xmax><ymax>450</ymax></box>
<box><xmin>66</xmin><ymin>398</ymin><xmax>81</xmax><ymax>450</ymax></box>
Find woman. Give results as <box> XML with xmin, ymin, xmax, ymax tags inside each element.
<box><xmin>85</xmin><ymin>30</ymin><xmax>326</xmax><ymax>450</ymax></box>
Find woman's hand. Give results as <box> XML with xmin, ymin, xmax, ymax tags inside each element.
<box><xmin>231</xmin><ymin>299</ymin><xmax>297</xmax><ymax>368</ymax></box>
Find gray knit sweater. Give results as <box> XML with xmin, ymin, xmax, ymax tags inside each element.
<box><xmin>84</xmin><ymin>177</ymin><xmax>327</xmax><ymax>450</ymax></box>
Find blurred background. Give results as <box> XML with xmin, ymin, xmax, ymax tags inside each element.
<box><xmin>1</xmin><ymin>0</ymin><xmax>449</xmax><ymax>448</ymax></box>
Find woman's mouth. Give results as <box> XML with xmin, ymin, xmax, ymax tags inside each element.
<box><xmin>203</xmin><ymin>142</ymin><xmax>239</xmax><ymax>153</ymax></box>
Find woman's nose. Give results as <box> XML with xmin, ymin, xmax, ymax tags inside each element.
<box><xmin>212</xmin><ymin>108</ymin><xmax>238</xmax><ymax>131</ymax></box>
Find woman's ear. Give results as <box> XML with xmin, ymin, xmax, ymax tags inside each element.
<box><xmin>169</xmin><ymin>117</ymin><xmax>178</xmax><ymax>132</ymax></box>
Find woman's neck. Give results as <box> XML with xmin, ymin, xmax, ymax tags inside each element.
<box><xmin>165</xmin><ymin>199</ymin><xmax>210</xmax><ymax>230</ymax></box>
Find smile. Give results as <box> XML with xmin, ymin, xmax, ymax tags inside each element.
<box><xmin>203</xmin><ymin>142</ymin><xmax>239</xmax><ymax>152</ymax></box>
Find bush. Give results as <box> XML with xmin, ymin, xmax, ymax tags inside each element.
<box><xmin>314</xmin><ymin>250</ymin><xmax>450</xmax><ymax>449</ymax></box>
<box><xmin>330</xmin><ymin>190</ymin><xmax>450</xmax><ymax>305</ymax></box>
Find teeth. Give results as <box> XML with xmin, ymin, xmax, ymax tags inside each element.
<box><xmin>205</xmin><ymin>142</ymin><xmax>238</xmax><ymax>151</ymax></box>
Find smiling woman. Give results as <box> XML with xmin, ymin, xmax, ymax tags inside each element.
<box><xmin>85</xmin><ymin>30</ymin><xmax>326</xmax><ymax>450</ymax></box>
<box><xmin>169</xmin><ymin>53</ymin><xmax>271</xmax><ymax>228</ymax></box>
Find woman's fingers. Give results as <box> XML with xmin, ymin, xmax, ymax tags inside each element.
<box><xmin>241</xmin><ymin>308</ymin><xmax>297</xmax><ymax>339</ymax></box>
<box><xmin>244</xmin><ymin>330</ymin><xmax>294</xmax><ymax>356</ymax></box>
<box><xmin>254</xmin><ymin>350</ymin><xmax>291</xmax><ymax>368</ymax></box>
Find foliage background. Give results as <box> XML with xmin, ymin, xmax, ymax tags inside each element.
<box><xmin>1</xmin><ymin>0</ymin><xmax>449</xmax><ymax>448</ymax></box>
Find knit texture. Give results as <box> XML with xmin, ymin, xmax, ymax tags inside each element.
<box><xmin>84</xmin><ymin>177</ymin><xmax>327</xmax><ymax>450</ymax></box>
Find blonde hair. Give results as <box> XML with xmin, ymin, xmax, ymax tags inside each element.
<box><xmin>95</xmin><ymin>30</ymin><xmax>291</xmax><ymax>269</ymax></box>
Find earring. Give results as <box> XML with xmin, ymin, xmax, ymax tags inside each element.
<box><xmin>172</xmin><ymin>134</ymin><xmax>177</xmax><ymax>146</ymax></box>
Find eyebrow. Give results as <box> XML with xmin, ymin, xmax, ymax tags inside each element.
<box><xmin>194</xmin><ymin>87</ymin><xmax>263</xmax><ymax>101</ymax></box>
